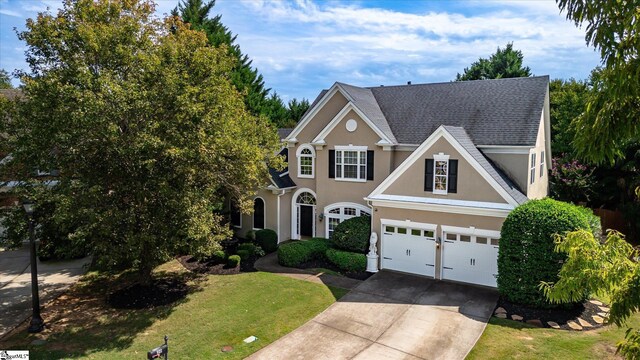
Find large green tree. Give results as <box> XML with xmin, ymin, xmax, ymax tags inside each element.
<box><xmin>549</xmin><ymin>77</ymin><xmax>589</xmax><ymax>156</ymax></box>
<box><xmin>0</xmin><ymin>69</ymin><xmax>12</xmax><ymax>89</ymax></box>
<box><xmin>174</xmin><ymin>0</ymin><xmax>308</xmax><ymax>128</ymax></box>
<box><xmin>558</xmin><ymin>0</ymin><xmax>640</xmax><ymax>164</ymax></box>
<box><xmin>455</xmin><ymin>43</ymin><xmax>532</xmax><ymax>81</ymax></box>
<box><xmin>4</xmin><ymin>0</ymin><xmax>282</xmax><ymax>283</ymax></box>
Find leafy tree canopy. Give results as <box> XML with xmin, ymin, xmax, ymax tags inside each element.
<box><xmin>558</xmin><ymin>0</ymin><xmax>640</xmax><ymax>164</ymax></box>
<box><xmin>0</xmin><ymin>69</ymin><xmax>12</xmax><ymax>89</ymax></box>
<box><xmin>174</xmin><ymin>0</ymin><xmax>308</xmax><ymax>128</ymax></box>
<box><xmin>455</xmin><ymin>43</ymin><xmax>532</xmax><ymax>81</ymax></box>
<box><xmin>549</xmin><ymin>77</ymin><xmax>589</xmax><ymax>156</ymax></box>
<box><xmin>4</xmin><ymin>0</ymin><xmax>282</xmax><ymax>283</ymax></box>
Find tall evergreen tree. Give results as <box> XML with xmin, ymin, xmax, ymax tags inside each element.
<box><xmin>0</xmin><ymin>69</ymin><xmax>12</xmax><ymax>89</ymax></box>
<box><xmin>174</xmin><ymin>0</ymin><xmax>306</xmax><ymax>128</ymax></box>
<box><xmin>456</xmin><ymin>43</ymin><xmax>532</xmax><ymax>81</ymax></box>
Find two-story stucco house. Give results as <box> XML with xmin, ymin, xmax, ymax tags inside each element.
<box><xmin>232</xmin><ymin>76</ymin><xmax>551</xmax><ymax>288</ymax></box>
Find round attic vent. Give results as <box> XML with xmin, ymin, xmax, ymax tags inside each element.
<box><xmin>346</xmin><ymin>119</ymin><xmax>357</xmax><ymax>132</ymax></box>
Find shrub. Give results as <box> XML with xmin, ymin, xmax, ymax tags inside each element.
<box><xmin>227</xmin><ymin>255</ymin><xmax>240</xmax><ymax>268</ymax></box>
<box><xmin>325</xmin><ymin>248</ymin><xmax>366</xmax><ymax>273</ymax></box>
<box><xmin>332</xmin><ymin>216</ymin><xmax>371</xmax><ymax>253</ymax></box>
<box><xmin>497</xmin><ymin>198</ymin><xmax>596</xmax><ymax>308</ymax></box>
<box><xmin>237</xmin><ymin>242</ymin><xmax>256</xmax><ymax>255</ymax></box>
<box><xmin>245</xmin><ymin>230</ymin><xmax>256</xmax><ymax>241</ymax></box>
<box><xmin>255</xmin><ymin>229</ymin><xmax>278</xmax><ymax>253</ymax></box>
<box><xmin>277</xmin><ymin>238</ymin><xmax>331</xmax><ymax>267</ymax></box>
<box><xmin>236</xmin><ymin>250</ymin><xmax>250</xmax><ymax>261</ymax></box>
<box><xmin>211</xmin><ymin>250</ymin><xmax>226</xmax><ymax>264</ymax></box>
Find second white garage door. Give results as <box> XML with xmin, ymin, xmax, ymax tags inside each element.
<box><xmin>441</xmin><ymin>227</ymin><xmax>500</xmax><ymax>288</ymax></box>
<box><xmin>380</xmin><ymin>222</ymin><xmax>436</xmax><ymax>278</ymax></box>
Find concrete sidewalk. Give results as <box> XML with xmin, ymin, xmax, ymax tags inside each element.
<box><xmin>0</xmin><ymin>245</ymin><xmax>90</xmax><ymax>339</ymax></box>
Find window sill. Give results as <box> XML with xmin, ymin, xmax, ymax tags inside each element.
<box><xmin>432</xmin><ymin>190</ymin><xmax>448</xmax><ymax>195</ymax></box>
<box><xmin>297</xmin><ymin>174</ymin><xmax>314</xmax><ymax>179</ymax></box>
<box><xmin>335</xmin><ymin>178</ymin><xmax>367</xmax><ymax>183</ymax></box>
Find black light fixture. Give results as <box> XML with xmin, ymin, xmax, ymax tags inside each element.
<box><xmin>23</xmin><ymin>199</ymin><xmax>44</xmax><ymax>333</ymax></box>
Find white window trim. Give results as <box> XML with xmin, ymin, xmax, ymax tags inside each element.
<box><xmin>253</xmin><ymin>197</ymin><xmax>265</xmax><ymax>230</ymax></box>
<box><xmin>334</xmin><ymin>145</ymin><xmax>368</xmax><ymax>183</ymax></box>
<box><xmin>296</xmin><ymin>144</ymin><xmax>315</xmax><ymax>179</ymax></box>
<box><xmin>324</xmin><ymin>202</ymin><xmax>371</xmax><ymax>238</ymax></box>
<box><xmin>290</xmin><ymin>188</ymin><xmax>317</xmax><ymax>240</ymax></box>
<box><xmin>433</xmin><ymin>153</ymin><xmax>450</xmax><ymax>195</ymax></box>
<box><xmin>539</xmin><ymin>151</ymin><xmax>545</xmax><ymax>178</ymax></box>
<box><xmin>530</xmin><ymin>152</ymin><xmax>536</xmax><ymax>184</ymax></box>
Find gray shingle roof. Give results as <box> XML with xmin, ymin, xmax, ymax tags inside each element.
<box><xmin>277</xmin><ymin>128</ymin><xmax>293</xmax><ymax>140</ymax></box>
<box><xmin>337</xmin><ymin>83</ymin><xmax>397</xmax><ymax>143</ymax></box>
<box><xmin>269</xmin><ymin>147</ymin><xmax>296</xmax><ymax>189</ymax></box>
<box><xmin>366</xmin><ymin>76</ymin><xmax>548</xmax><ymax>146</ymax></box>
<box><xmin>443</xmin><ymin>126</ymin><xmax>528</xmax><ymax>204</ymax></box>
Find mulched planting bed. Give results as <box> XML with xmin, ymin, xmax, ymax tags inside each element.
<box><xmin>494</xmin><ymin>297</ymin><xmax>609</xmax><ymax>331</ymax></box>
<box><xmin>176</xmin><ymin>255</ymin><xmax>240</xmax><ymax>275</ymax></box>
<box><xmin>108</xmin><ymin>277</ymin><xmax>190</xmax><ymax>309</ymax></box>
<box><xmin>297</xmin><ymin>258</ymin><xmax>373</xmax><ymax>281</ymax></box>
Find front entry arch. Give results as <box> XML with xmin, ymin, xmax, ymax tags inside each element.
<box><xmin>291</xmin><ymin>188</ymin><xmax>317</xmax><ymax>240</ymax></box>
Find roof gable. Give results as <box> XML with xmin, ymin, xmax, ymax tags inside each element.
<box><xmin>368</xmin><ymin>126</ymin><xmax>526</xmax><ymax>206</ymax></box>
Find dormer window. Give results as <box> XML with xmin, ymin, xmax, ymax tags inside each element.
<box><xmin>424</xmin><ymin>153</ymin><xmax>458</xmax><ymax>194</ymax></box>
<box><xmin>296</xmin><ymin>144</ymin><xmax>315</xmax><ymax>178</ymax></box>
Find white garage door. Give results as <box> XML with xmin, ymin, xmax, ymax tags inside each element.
<box><xmin>381</xmin><ymin>222</ymin><xmax>436</xmax><ymax>278</ymax></box>
<box><xmin>441</xmin><ymin>228</ymin><xmax>500</xmax><ymax>287</ymax></box>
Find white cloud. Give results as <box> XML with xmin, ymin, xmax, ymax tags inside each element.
<box><xmin>0</xmin><ymin>8</ymin><xmax>21</xmax><ymax>17</ymax></box>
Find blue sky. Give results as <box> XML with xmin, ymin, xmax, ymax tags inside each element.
<box><xmin>0</xmin><ymin>0</ymin><xmax>600</xmax><ymax>101</ymax></box>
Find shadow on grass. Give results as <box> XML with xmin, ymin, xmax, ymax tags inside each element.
<box><xmin>1</xmin><ymin>269</ymin><xmax>204</xmax><ymax>359</ymax></box>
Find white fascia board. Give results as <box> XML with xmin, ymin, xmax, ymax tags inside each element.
<box><xmin>368</xmin><ymin>125</ymin><xmax>519</xmax><ymax>206</ymax></box>
<box><xmin>278</xmin><ymin>171</ymin><xmax>289</xmax><ymax>177</ymax></box>
<box><xmin>365</xmin><ymin>195</ymin><xmax>513</xmax><ymax>218</ymax></box>
<box><xmin>380</xmin><ymin>218</ymin><xmax>437</xmax><ymax>231</ymax></box>
<box><xmin>311</xmin><ymin>102</ymin><xmax>393</xmax><ymax>146</ymax></box>
<box><xmin>285</xmin><ymin>85</ymin><xmax>341</xmax><ymax>142</ymax></box>
<box><xmin>368</xmin><ymin>194</ymin><xmax>514</xmax><ymax>210</ymax></box>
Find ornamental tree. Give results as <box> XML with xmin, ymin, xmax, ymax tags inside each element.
<box><xmin>4</xmin><ymin>0</ymin><xmax>282</xmax><ymax>283</ymax></box>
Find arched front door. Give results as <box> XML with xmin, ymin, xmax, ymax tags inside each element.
<box><xmin>292</xmin><ymin>190</ymin><xmax>316</xmax><ymax>239</ymax></box>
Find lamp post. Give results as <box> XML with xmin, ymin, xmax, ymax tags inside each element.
<box><xmin>23</xmin><ymin>200</ymin><xmax>44</xmax><ymax>333</ymax></box>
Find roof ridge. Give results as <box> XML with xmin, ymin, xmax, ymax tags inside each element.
<box><xmin>364</xmin><ymin>75</ymin><xmax>549</xmax><ymax>90</ymax></box>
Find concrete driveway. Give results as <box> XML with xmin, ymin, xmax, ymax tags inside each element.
<box><xmin>0</xmin><ymin>245</ymin><xmax>90</xmax><ymax>338</ymax></box>
<box><xmin>248</xmin><ymin>271</ymin><xmax>498</xmax><ymax>360</ymax></box>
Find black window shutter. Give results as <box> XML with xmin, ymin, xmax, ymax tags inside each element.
<box><xmin>329</xmin><ymin>150</ymin><xmax>335</xmax><ymax>178</ymax></box>
<box><xmin>424</xmin><ymin>159</ymin><xmax>434</xmax><ymax>191</ymax></box>
<box><xmin>448</xmin><ymin>160</ymin><xmax>458</xmax><ymax>193</ymax></box>
<box><xmin>366</xmin><ymin>150</ymin><xmax>374</xmax><ymax>181</ymax></box>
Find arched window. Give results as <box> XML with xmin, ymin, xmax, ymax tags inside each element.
<box><xmin>253</xmin><ymin>198</ymin><xmax>265</xmax><ymax>229</ymax></box>
<box><xmin>324</xmin><ymin>203</ymin><xmax>370</xmax><ymax>238</ymax></box>
<box><xmin>297</xmin><ymin>144</ymin><xmax>315</xmax><ymax>178</ymax></box>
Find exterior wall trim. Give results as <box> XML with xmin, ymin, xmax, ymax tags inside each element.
<box><xmin>366</xmin><ymin>197</ymin><xmax>512</xmax><ymax>218</ymax></box>
<box><xmin>440</xmin><ymin>225</ymin><xmax>501</xmax><ymax>238</ymax></box>
<box><xmin>380</xmin><ymin>218</ymin><xmax>437</xmax><ymax>231</ymax></box>
<box><xmin>290</xmin><ymin>187</ymin><xmax>317</xmax><ymax>240</ymax></box>
<box><xmin>311</xmin><ymin>102</ymin><xmax>393</xmax><ymax>146</ymax></box>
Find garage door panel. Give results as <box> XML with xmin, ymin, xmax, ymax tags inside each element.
<box><xmin>381</xmin><ymin>224</ymin><xmax>436</xmax><ymax>278</ymax></box>
<box><xmin>441</xmin><ymin>232</ymin><xmax>499</xmax><ymax>288</ymax></box>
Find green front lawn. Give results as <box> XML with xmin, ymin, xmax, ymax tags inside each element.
<box><xmin>468</xmin><ymin>313</ymin><xmax>640</xmax><ymax>359</ymax></box>
<box><xmin>2</xmin><ymin>263</ymin><xmax>347</xmax><ymax>359</ymax></box>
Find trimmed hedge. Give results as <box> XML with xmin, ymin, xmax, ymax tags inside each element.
<box><xmin>236</xmin><ymin>249</ymin><xmax>250</xmax><ymax>261</ymax></box>
<box><xmin>497</xmin><ymin>198</ymin><xmax>598</xmax><ymax>308</ymax></box>
<box><xmin>211</xmin><ymin>250</ymin><xmax>226</xmax><ymax>264</ymax></box>
<box><xmin>227</xmin><ymin>255</ymin><xmax>241</xmax><ymax>268</ymax></box>
<box><xmin>277</xmin><ymin>238</ymin><xmax>331</xmax><ymax>267</ymax></box>
<box><xmin>332</xmin><ymin>216</ymin><xmax>371</xmax><ymax>253</ymax></box>
<box><xmin>256</xmin><ymin>229</ymin><xmax>278</xmax><ymax>253</ymax></box>
<box><xmin>237</xmin><ymin>242</ymin><xmax>257</xmax><ymax>255</ymax></box>
<box><xmin>325</xmin><ymin>248</ymin><xmax>366</xmax><ymax>273</ymax></box>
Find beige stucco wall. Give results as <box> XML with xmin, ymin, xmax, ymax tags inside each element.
<box><xmin>527</xmin><ymin>112</ymin><xmax>549</xmax><ymax>199</ymax></box>
<box><xmin>383</xmin><ymin>137</ymin><xmax>507</xmax><ymax>204</ymax></box>
<box><xmin>484</xmin><ymin>152</ymin><xmax>529</xmax><ymax>192</ymax></box>
<box><xmin>372</xmin><ymin>206</ymin><xmax>506</xmax><ymax>279</ymax></box>
<box><xmin>392</xmin><ymin>150</ymin><xmax>413</xmax><ymax>170</ymax></box>
<box><xmin>233</xmin><ymin>188</ymin><xmax>278</xmax><ymax>239</ymax></box>
<box><xmin>295</xmin><ymin>91</ymin><xmax>349</xmax><ymax>143</ymax></box>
